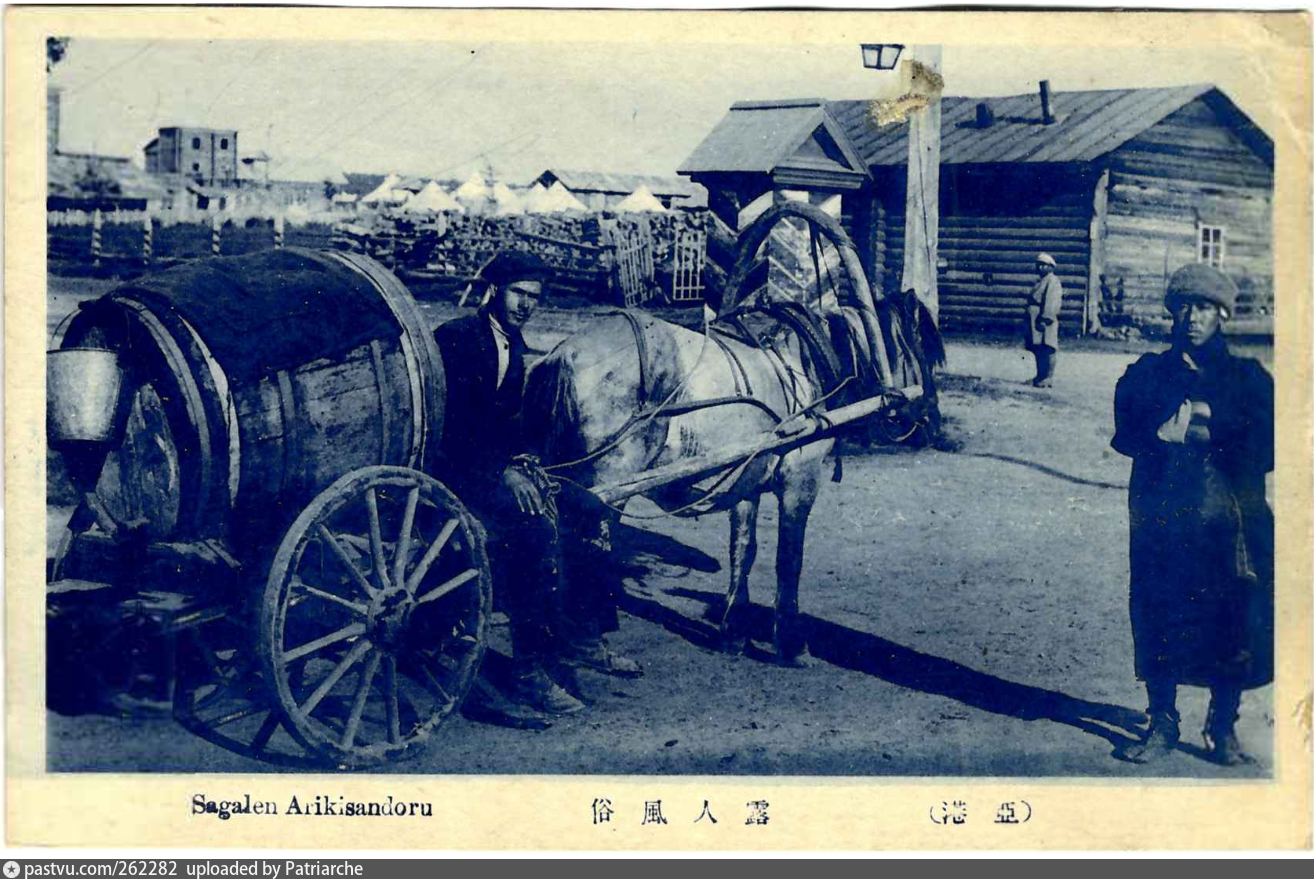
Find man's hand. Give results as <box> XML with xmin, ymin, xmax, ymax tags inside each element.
<box><xmin>502</xmin><ymin>467</ymin><xmax>545</xmax><ymax>516</ymax></box>
<box><xmin>1156</xmin><ymin>399</ymin><xmax>1194</xmax><ymax>444</ymax></box>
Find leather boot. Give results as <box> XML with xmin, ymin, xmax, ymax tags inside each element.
<box><xmin>510</xmin><ymin>661</ymin><xmax>584</xmax><ymax>716</ymax></box>
<box><xmin>1205</xmin><ymin>688</ymin><xmax>1255</xmax><ymax>766</ymax></box>
<box><xmin>1124</xmin><ymin>710</ymin><xmax>1180</xmax><ymax>764</ymax></box>
<box><xmin>559</xmin><ymin>637</ymin><xmax>643</xmax><ymax>678</ymax></box>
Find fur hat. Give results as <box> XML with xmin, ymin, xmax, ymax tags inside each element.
<box><xmin>1164</xmin><ymin>263</ymin><xmax>1238</xmax><ymax>316</ymax></box>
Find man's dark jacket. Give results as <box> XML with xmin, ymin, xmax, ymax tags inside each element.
<box><xmin>1111</xmin><ymin>335</ymin><xmax>1274</xmax><ymax>689</ymax></box>
<box><xmin>432</xmin><ymin>311</ymin><xmax>527</xmax><ymax>496</ymax></box>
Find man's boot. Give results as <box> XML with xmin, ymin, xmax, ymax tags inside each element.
<box><xmin>510</xmin><ymin>660</ymin><xmax>584</xmax><ymax>716</ymax></box>
<box><xmin>1205</xmin><ymin>687</ymin><xmax>1254</xmax><ymax>767</ymax></box>
<box><xmin>1124</xmin><ymin>679</ymin><xmax>1179</xmax><ymax>764</ymax></box>
<box><xmin>1125</xmin><ymin>710</ymin><xmax>1180</xmax><ymax>764</ymax></box>
<box><xmin>559</xmin><ymin>636</ymin><xmax>643</xmax><ymax>678</ymax></box>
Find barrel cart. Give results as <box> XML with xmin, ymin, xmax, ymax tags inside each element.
<box><xmin>48</xmin><ymin>205</ymin><xmax>918</xmax><ymax>769</ymax></box>
<box><xmin>50</xmin><ymin>248</ymin><xmax>492</xmax><ymax>768</ymax></box>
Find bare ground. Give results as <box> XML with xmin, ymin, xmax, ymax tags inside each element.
<box><xmin>45</xmin><ymin>277</ymin><xmax>1275</xmax><ymax>777</ymax></box>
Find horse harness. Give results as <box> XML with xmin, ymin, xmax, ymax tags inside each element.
<box><xmin>548</xmin><ymin>306</ymin><xmax>856</xmax><ymax>476</ymax></box>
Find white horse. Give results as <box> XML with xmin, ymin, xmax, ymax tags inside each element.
<box><xmin>523</xmin><ymin>204</ymin><xmax>941</xmax><ymax>663</ymax></box>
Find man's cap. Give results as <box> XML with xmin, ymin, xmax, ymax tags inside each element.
<box><xmin>1036</xmin><ymin>253</ymin><xmax>1057</xmax><ymax>267</ymax></box>
<box><xmin>1164</xmin><ymin>263</ymin><xmax>1238</xmax><ymax>315</ymax></box>
<box><xmin>477</xmin><ymin>250</ymin><xmax>553</xmax><ymax>286</ymax></box>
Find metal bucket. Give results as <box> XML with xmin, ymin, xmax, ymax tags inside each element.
<box><xmin>47</xmin><ymin>348</ymin><xmax>125</xmax><ymax>444</ymax></box>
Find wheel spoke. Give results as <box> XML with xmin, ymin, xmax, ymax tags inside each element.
<box><xmin>365</xmin><ymin>488</ymin><xmax>393</xmax><ymax>591</ymax></box>
<box><xmin>342</xmin><ymin>650</ymin><xmax>383</xmax><ymax>749</ymax></box>
<box><xmin>316</xmin><ymin>525</ymin><xmax>379</xmax><ymax>600</ymax></box>
<box><xmin>392</xmin><ymin>487</ymin><xmax>421</xmax><ymax>589</ymax></box>
<box><xmin>284</xmin><ymin>622</ymin><xmax>367</xmax><ymax>663</ymax></box>
<box><xmin>207</xmin><ymin>702</ymin><xmax>269</xmax><ymax>728</ymax></box>
<box><xmin>292</xmin><ymin>578</ymin><xmax>368</xmax><ymax>615</ymax></box>
<box><xmin>250</xmin><ymin>712</ymin><xmax>282</xmax><ymax>753</ymax></box>
<box><xmin>407</xmin><ymin>652</ymin><xmax>452</xmax><ymax>705</ymax></box>
<box><xmin>405</xmin><ymin>518</ymin><xmax>460</xmax><ymax>594</ymax></box>
<box><xmin>415</xmin><ymin>568</ymin><xmax>479</xmax><ymax>606</ymax></box>
<box><xmin>298</xmin><ymin>638</ymin><xmax>372</xmax><ymax>716</ymax></box>
<box><xmin>384</xmin><ymin>656</ymin><xmax>401</xmax><ymax>745</ymax></box>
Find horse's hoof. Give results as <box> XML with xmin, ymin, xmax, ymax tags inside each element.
<box><xmin>774</xmin><ymin>646</ymin><xmax>816</xmax><ymax>668</ymax></box>
<box><xmin>719</xmin><ymin>633</ymin><xmax>748</xmax><ymax>655</ymax></box>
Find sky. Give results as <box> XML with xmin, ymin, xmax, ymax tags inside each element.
<box><xmin>48</xmin><ymin>37</ymin><xmax>1269</xmax><ymax>184</ymax></box>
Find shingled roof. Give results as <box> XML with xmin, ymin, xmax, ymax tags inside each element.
<box><xmin>826</xmin><ymin>84</ymin><xmax>1272</xmax><ymax>167</ymax></box>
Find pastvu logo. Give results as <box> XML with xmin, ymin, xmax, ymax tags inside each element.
<box><xmin>4</xmin><ymin>861</ymin><xmax>20</xmax><ymax>878</ymax></box>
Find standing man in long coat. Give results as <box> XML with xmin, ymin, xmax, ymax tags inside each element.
<box><xmin>433</xmin><ymin>251</ymin><xmax>640</xmax><ymax>717</ymax></box>
<box><xmin>1111</xmin><ymin>263</ymin><xmax>1273</xmax><ymax>766</ymax></box>
<box><xmin>1025</xmin><ymin>253</ymin><xmax>1064</xmax><ymax>387</ymax></box>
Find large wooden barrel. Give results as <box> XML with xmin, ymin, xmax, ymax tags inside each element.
<box><xmin>58</xmin><ymin>249</ymin><xmax>444</xmax><ymax>552</ymax></box>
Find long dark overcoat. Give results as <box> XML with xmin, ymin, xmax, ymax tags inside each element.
<box><xmin>1111</xmin><ymin>337</ymin><xmax>1274</xmax><ymax>689</ymax></box>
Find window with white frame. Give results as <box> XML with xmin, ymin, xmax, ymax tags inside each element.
<box><xmin>1198</xmin><ymin>225</ymin><xmax>1226</xmax><ymax>268</ymax></box>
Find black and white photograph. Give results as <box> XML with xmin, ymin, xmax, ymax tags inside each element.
<box><xmin>8</xmin><ymin>5</ymin><xmax>1312</xmax><ymax>851</ymax></box>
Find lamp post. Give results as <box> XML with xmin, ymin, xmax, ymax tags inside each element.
<box><xmin>864</xmin><ymin>43</ymin><xmax>943</xmax><ymax>325</ymax></box>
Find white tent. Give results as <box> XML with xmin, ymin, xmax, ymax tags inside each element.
<box><xmin>521</xmin><ymin>183</ymin><xmax>552</xmax><ymax>214</ymax></box>
<box><xmin>614</xmin><ymin>184</ymin><xmax>668</xmax><ymax>213</ymax></box>
<box><xmin>361</xmin><ymin>172</ymin><xmax>404</xmax><ymax>205</ymax></box>
<box><xmin>490</xmin><ymin>181</ymin><xmax>524</xmax><ymax>216</ymax></box>
<box><xmin>403</xmin><ymin>181</ymin><xmax>463</xmax><ymax>214</ymax></box>
<box><xmin>453</xmin><ymin>172</ymin><xmax>490</xmax><ymax>203</ymax></box>
<box><xmin>544</xmin><ymin>181</ymin><xmax>589</xmax><ymax>212</ymax></box>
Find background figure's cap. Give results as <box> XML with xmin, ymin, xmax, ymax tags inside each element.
<box><xmin>1164</xmin><ymin>263</ymin><xmax>1238</xmax><ymax>316</ymax></box>
<box><xmin>478</xmin><ymin>250</ymin><xmax>554</xmax><ymax>286</ymax></box>
<box><xmin>1036</xmin><ymin>253</ymin><xmax>1057</xmax><ymax>267</ymax></box>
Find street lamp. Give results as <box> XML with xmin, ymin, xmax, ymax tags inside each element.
<box><xmin>860</xmin><ymin>43</ymin><xmax>904</xmax><ymax>71</ymax></box>
<box><xmin>862</xmin><ymin>43</ymin><xmax>942</xmax><ymax>325</ymax></box>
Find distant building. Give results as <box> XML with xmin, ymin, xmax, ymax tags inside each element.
<box><xmin>531</xmin><ymin>169</ymin><xmax>703</xmax><ymax>211</ymax></box>
<box><xmin>144</xmin><ymin>126</ymin><xmax>240</xmax><ymax>186</ymax></box>
<box><xmin>681</xmin><ymin>85</ymin><xmax>1273</xmax><ymax>333</ymax></box>
<box><xmin>45</xmin><ymin>85</ymin><xmax>167</xmax><ymax>211</ymax></box>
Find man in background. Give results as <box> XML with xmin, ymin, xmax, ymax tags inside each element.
<box><xmin>1025</xmin><ymin>253</ymin><xmax>1064</xmax><ymax>387</ymax></box>
<box><xmin>1111</xmin><ymin>263</ymin><xmax>1273</xmax><ymax>766</ymax></box>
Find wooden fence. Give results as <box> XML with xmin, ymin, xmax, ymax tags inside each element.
<box><xmin>48</xmin><ymin>209</ymin><xmax>332</xmax><ymax>275</ymax></box>
<box><xmin>48</xmin><ymin>207</ymin><xmax>709</xmax><ymax>307</ymax></box>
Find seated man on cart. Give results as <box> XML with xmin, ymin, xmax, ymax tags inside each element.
<box><xmin>433</xmin><ymin>250</ymin><xmax>641</xmax><ymax>717</ymax></box>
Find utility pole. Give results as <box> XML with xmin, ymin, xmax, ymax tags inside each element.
<box><xmin>899</xmin><ymin>45</ymin><xmax>943</xmax><ymax>325</ymax></box>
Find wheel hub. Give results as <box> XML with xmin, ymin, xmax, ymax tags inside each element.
<box><xmin>367</xmin><ymin>587</ymin><xmax>414</xmax><ymax>652</ymax></box>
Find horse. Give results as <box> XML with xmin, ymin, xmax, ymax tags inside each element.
<box><xmin>522</xmin><ymin>275</ymin><xmax>942</xmax><ymax>665</ymax></box>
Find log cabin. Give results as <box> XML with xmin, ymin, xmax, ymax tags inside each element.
<box><xmin>679</xmin><ymin>84</ymin><xmax>1273</xmax><ymax>336</ymax></box>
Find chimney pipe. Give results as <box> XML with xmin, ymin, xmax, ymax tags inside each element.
<box><xmin>976</xmin><ymin>101</ymin><xmax>994</xmax><ymax>128</ymax></box>
<box><xmin>1039</xmin><ymin>80</ymin><xmax>1054</xmax><ymax>125</ymax></box>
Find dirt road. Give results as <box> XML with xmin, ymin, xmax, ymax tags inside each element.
<box><xmin>46</xmin><ymin>282</ymin><xmax>1275</xmax><ymax>776</ymax></box>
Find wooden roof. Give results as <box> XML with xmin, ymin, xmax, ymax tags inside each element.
<box><xmin>827</xmin><ymin>85</ymin><xmax>1272</xmax><ymax>167</ymax></box>
<box><xmin>535</xmin><ymin>168</ymin><xmax>698</xmax><ymax>198</ymax></box>
<box><xmin>678</xmin><ymin>98</ymin><xmax>870</xmax><ymax>180</ymax></box>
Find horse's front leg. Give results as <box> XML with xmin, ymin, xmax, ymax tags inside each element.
<box><xmin>720</xmin><ymin>495</ymin><xmax>759</xmax><ymax>654</ymax></box>
<box><xmin>774</xmin><ymin>447</ymin><xmax>825</xmax><ymax>666</ymax></box>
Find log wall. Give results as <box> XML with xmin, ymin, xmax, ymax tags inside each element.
<box><xmin>874</xmin><ymin>164</ymin><xmax>1094</xmax><ymax>335</ymax></box>
<box><xmin>1103</xmin><ymin>98</ymin><xmax>1274</xmax><ymax>329</ymax></box>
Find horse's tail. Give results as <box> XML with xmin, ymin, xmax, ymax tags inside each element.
<box><xmin>919</xmin><ymin>300</ymin><xmax>947</xmax><ymax>370</ymax></box>
<box><xmin>522</xmin><ymin>344</ymin><xmax>587</xmax><ymax>465</ymax></box>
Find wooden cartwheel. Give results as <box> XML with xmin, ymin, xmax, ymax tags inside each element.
<box><xmin>173</xmin><ymin>466</ymin><xmax>492</xmax><ymax>768</ymax></box>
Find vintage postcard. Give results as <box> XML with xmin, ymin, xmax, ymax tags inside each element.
<box><xmin>5</xmin><ymin>6</ymin><xmax>1311</xmax><ymax>851</ymax></box>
